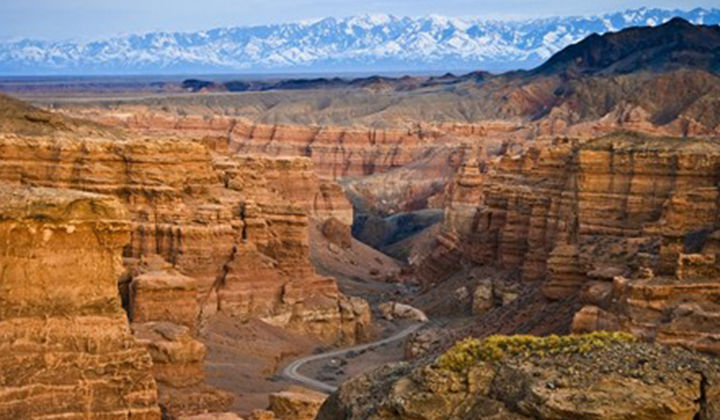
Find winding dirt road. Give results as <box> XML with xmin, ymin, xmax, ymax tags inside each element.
<box><xmin>281</xmin><ymin>323</ymin><xmax>424</xmax><ymax>393</ymax></box>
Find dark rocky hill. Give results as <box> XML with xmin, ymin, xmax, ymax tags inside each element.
<box><xmin>534</xmin><ymin>17</ymin><xmax>720</xmax><ymax>75</ymax></box>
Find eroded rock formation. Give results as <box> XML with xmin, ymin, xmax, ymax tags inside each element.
<box><xmin>122</xmin><ymin>254</ymin><xmax>233</xmax><ymax>418</ymax></box>
<box><xmin>0</xmin><ymin>185</ymin><xmax>161</xmax><ymax>420</ymax></box>
<box><xmin>573</xmin><ymin>253</ymin><xmax>720</xmax><ymax>355</ymax></box>
<box><xmin>424</xmin><ymin>132</ymin><xmax>720</xmax><ymax>291</ymax></box>
<box><xmin>52</xmin><ymin>112</ymin><xmax>478</xmax><ymax>179</ymax></box>
<box><xmin>257</xmin><ymin>388</ymin><xmax>327</xmax><ymax>420</ymax></box>
<box><xmin>130</xmin><ymin>265</ymin><xmax>200</xmax><ymax>329</ymax></box>
<box><xmin>0</xmin><ymin>128</ymin><xmax>368</xmax><ymax>344</ymax></box>
<box><xmin>412</xmin><ymin>131</ymin><xmax>720</xmax><ymax>354</ymax></box>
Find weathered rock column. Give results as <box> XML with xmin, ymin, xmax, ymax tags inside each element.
<box><xmin>0</xmin><ymin>185</ymin><xmax>161</xmax><ymax>420</ymax></box>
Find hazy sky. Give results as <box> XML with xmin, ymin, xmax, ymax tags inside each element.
<box><xmin>1</xmin><ymin>0</ymin><xmax>717</xmax><ymax>41</ymax></box>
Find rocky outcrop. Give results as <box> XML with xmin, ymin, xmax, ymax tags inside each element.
<box><xmin>0</xmin><ymin>130</ymin><xmax>369</xmax><ymax>345</ymax></box>
<box><xmin>133</xmin><ymin>322</ymin><xmax>207</xmax><ymax>388</ymax></box>
<box><xmin>317</xmin><ymin>334</ymin><xmax>720</xmax><ymax>420</ymax></box>
<box><xmin>410</xmin><ymin>145</ymin><xmax>485</xmax><ymax>286</ymax></box>
<box><xmin>424</xmin><ymin>132</ymin><xmax>720</xmax><ymax>298</ymax></box>
<box><xmin>573</xmin><ymin>252</ymin><xmax>720</xmax><ymax>355</ymax></box>
<box><xmin>411</xmin><ymin>231</ymin><xmax>463</xmax><ymax>288</ymax></box>
<box><xmin>471</xmin><ymin>276</ymin><xmax>521</xmax><ymax>316</ymax></box>
<box><xmin>441</xmin><ymin>159</ymin><xmax>483</xmax><ymax>235</ymax></box>
<box><xmin>247</xmin><ymin>388</ymin><xmax>326</xmax><ymax>420</ymax></box>
<box><xmin>215</xmin><ymin>154</ymin><xmax>353</xmax><ymax>224</ymax></box>
<box><xmin>404</xmin><ymin>329</ymin><xmax>442</xmax><ymax>359</ymax></box>
<box><xmin>132</xmin><ymin>321</ymin><xmax>233</xmax><ymax>418</ymax></box>
<box><xmin>130</xmin><ymin>267</ymin><xmax>200</xmax><ymax>330</ymax></box>
<box><xmin>0</xmin><ymin>185</ymin><xmax>161</xmax><ymax>420</ymax></box>
<box><xmin>410</xmin><ymin>130</ymin><xmax>720</xmax><ymax>355</ymax></box>
<box><xmin>127</xmin><ymin>256</ymin><xmax>234</xmax><ymax>418</ymax></box>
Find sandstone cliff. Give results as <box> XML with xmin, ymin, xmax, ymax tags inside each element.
<box><xmin>126</xmin><ymin>255</ymin><xmax>233</xmax><ymax>418</ymax></box>
<box><xmin>49</xmin><ymin>110</ymin><xmax>487</xmax><ymax>180</ymax></box>
<box><xmin>0</xmin><ymin>128</ymin><xmax>368</xmax><ymax>345</ymax></box>
<box><xmin>425</xmin><ymin>131</ymin><xmax>720</xmax><ymax>287</ymax></box>
<box><xmin>573</xmin><ymin>253</ymin><xmax>720</xmax><ymax>356</ymax></box>
<box><xmin>414</xmin><ymin>131</ymin><xmax>720</xmax><ymax>354</ymax></box>
<box><xmin>0</xmin><ymin>185</ymin><xmax>161</xmax><ymax>420</ymax></box>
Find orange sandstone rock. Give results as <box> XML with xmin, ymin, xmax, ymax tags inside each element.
<box><xmin>130</xmin><ymin>269</ymin><xmax>200</xmax><ymax>329</ymax></box>
<box><xmin>0</xmin><ymin>131</ymin><xmax>369</xmax><ymax>345</ymax></box>
<box><xmin>267</xmin><ymin>388</ymin><xmax>327</xmax><ymax>420</ymax></box>
<box><xmin>0</xmin><ymin>185</ymin><xmax>161</xmax><ymax>420</ymax></box>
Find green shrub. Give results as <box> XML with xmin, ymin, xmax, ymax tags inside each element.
<box><xmin>437</xmin><ymin>332</ymin><xmax>636</xmax><ymax>372</ymax></box>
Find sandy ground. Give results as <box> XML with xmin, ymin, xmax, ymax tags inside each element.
<box><xmin>201</xmin><ymin>314</ymin><xmax>320</xmax><ymax>415</ymax></box>
<box><xmin>201</xmin><ymin>307</ymin><xmax>418</xmax><ymax>416</ymax></box>
<box><xmin>200</xmin><ymin>225</ymin><xmax>419</xmax><ymax>416</ymax></box>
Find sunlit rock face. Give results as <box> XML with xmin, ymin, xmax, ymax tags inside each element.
<box><xmin>0</xmin><ymin>126</ymin><xmax>370</xmax><ymax>345</ymax></box>
<box><xmin>412</xmin><ymin>131</ymin><xmax>720</xmax><ymax>353</ymax></box>
<box><xmin>422</xmin><ymin>132</ymin><xmax>720</xmax><ymax>290</ymax></box>
<box><xmin>0</xmin><ymin>185</ymin><xmax>161</xmax><ymax>420</ymax></box>
<box><xmin>573</xmin><ymin>253</ymin><xmax>720</xmax><ymax>356</ymax></box>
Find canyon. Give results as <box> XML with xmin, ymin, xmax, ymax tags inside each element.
<box><xmin>1</xmin><ymin>16</ymin><xmax>720</xmax><ymax>420</ymax></box>
<box><xmin>0</xmin><ymin>92</ymin><xmax>377</xmax><ymax>418</ymax></box>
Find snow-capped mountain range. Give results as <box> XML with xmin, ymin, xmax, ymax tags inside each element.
<box><xmin>1</xmin><ymin>7</ymin><xmax>719</xmax><ymax>75</ymax></box>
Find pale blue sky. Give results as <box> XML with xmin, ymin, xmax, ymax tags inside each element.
<box><xmin>1</xmin><ymin>0</ymin><xmax>717</xmax><ymax>41</ymax></box>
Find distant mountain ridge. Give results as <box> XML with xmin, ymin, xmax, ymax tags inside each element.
<box><xmin>179</xmin><ymin>18</ymin><xmax>720</xmax><ymax>95</ymax></box>
<box><xmin>1</xmin><ymin>7</ymin><xmax>719</xmax><ymax>75</ymax></box>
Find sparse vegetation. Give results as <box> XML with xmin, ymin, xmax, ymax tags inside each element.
<box><xmin>437</xmin><ymin>332</ymin><xmax>637</xmax><ymax>372</ymax></box>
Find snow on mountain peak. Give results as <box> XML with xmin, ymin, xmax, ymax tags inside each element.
<box><xmin>347</xmin><ymin>14</ymin><xmax>394</xmax><ymax>28</ymax></box>
<box><xmin>0</xmin><ymin>7</ymin><xmax>718</xmax><ymax>74</ymax></box>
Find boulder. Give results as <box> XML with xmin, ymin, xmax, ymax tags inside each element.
<box><xmin>379</xmin><ymin>302</ymin><xmax>429</xmax><ymax>322</ymax></box>
<box><xmin>268</xmin><ymin>388</ymin><xmax>328</xmax><ymax>420</ymax></box>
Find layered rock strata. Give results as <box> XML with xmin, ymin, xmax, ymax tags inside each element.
<box><xmin>47</xmin><ymin>112</ymin><xmax>494</xmax><ymax>180</ymax></box>
<box><xmin>132</xmin><ymin>321</ymin><xmax>233</xmax><ymax>418</ymax></box>
<box><xmin>0</xmin><ymin>185</ymin><xmax>161</xmax><ymax>420</ymax></box>
<box><xmin>573</xmin><ymin>253</ymin><xmax>720</xmax><ymax>355</ymax></box>
<box><xmin>42</xmin><ymin>67</ymin><xmax>720</xmax><ymax>180</ymax></box>
<box><xmin>130</xmin><ymin>267</ymin><xmax>200</xmax><ymax>330</ymax></box>
<box><xmin>133</xmin><ymin>322</ymin><xmax>207</xmax><ymax>388</ymax></box>
<box><xmin>413</xmin><ymin>130</ymin><xmax>720</xmax><ymax>353</ymax></box>
<box><xmin>422</xmin><ymin>132</ymin><xmax>720</xmax><ymax>296</ymax></box>
<box><xmin>0</xmin><ymin>128</ymin><xmax>367</xmax><ymax>344</ymax></box>
<box><xmin>259</xmin><ymin>388</ymin><xmax>327</xmax><ymax>420</ymax></box>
